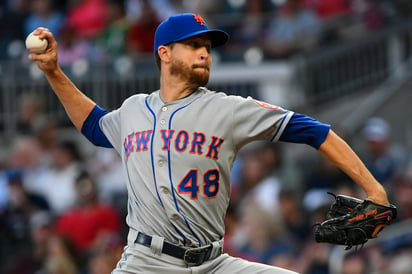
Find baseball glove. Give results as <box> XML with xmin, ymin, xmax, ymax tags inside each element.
<box><xmin>325</xmin><ymin>192</ymin><xmax>363</xmax><ymax>219</ymax></box>
<box><xmin>315</xmin><ymin>193</ymin><xmax>397</xmax><ymax>250</ymax></box>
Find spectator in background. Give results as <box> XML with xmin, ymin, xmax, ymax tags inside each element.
<box><xmin>278</xmin><ymin>188</ymin><xmax>311</xmax><ymax>244</ymax></box>
<box><xmin>127</xmin><ymin>0</ymin><xmax>160</xmax><ymax>57</ymax></box>
<box><xmin>361</xmin><ymin>117</ymin><xmax>407</xmax><ymax>185</ymax></box>
<box><xmin>122</xmin><ymin>0</ymin><xmax>150</xmax><ymax>23</ymax></box>
<box><xmin>39</xmin><ymin>140</ymin><xmax>84</xmax><ymax>215</ymax></box>
<box><xmin>303</xmin><ymin>155</ymin><xmax>350</xmax><ymax>190</ymax></box>
<box><xmin>5</xmin><ymin>211</ymin><xmax>54</xmax><ymax>274</ymax></box>
<box><xmin>228</xmin><ymin>0</ymin><xmax>273</xmax><ymax>59</ymax></box>
<box><xmin>234</xmin><ymin>201</ymin><xmax>293</xmax><ymax>265</ymax></box>
<box><xmin>66</xmin><ymin>0</ymin><xmax>108</xmax><ymax>39</ymax></box>
<box><xmin>124</xmin><ymin>0</ymin><xmax>199</xmax><ymax>22</ymax></box>
<box><xmin>44</xmin><ymin>233</ymin><xmax>80</xmax><ymax>274</ymax></box>
<box><xmin>230</xmin><ymin>147</ymin><xmax>267</xmax><ymax>207</ymax></box>
<box><xmin>293</xmin><ymin>216</ymin><xmax>331</xmax><ymax>274</ymax></box>
<box><xmin>150</xmin><ymin>0</ymin><xmax>198</xmax><ymax>20</ymax></box>
<box><xmin>269</xmin><ymin>189</ymin><xmax>310</xmax><ymax>273</ymax></box>
<box><xmin>5</xmin><ymin>170</ymin><xmax>50</xmax><ymax>212</ymax></box>
<box><xmin>222</xmin><ymin>202</ymin><xmax>240</xmax><ymax>257</ymax></box>
<box><xmin>189</xmin><ymin>0</ymin><xmax>224</xmax><ymax>17</ymax></box>
<box><xmin>303</xmin><ymin>0</ymin><xmax>351</xmax><ymax>44</ymax></box>
<box><xmin>24</xmin><ymin>0</ymin><xmax>65</xmax><ymax>37</ymax></box>
<box><xmin>5</xmin><ymin>136</ymin><xmax>50</xmax><ymax>196</ymax></box>
<box><xmin>251</xmin><ymin>142</ymin><xmax>286</xmax><ymax>213</ymax></box>
<box><xmin>335</xmin><ymin>0</ymin><xmax>387</xmax><ymax>40</ymax></box>
<box><xmin>54</xmin><ymin>171</ymin><xmax>122</xmax><ymax>253</ymax></box>
<box><xmin>0</xmin><ymin>0</ymin><xmax>30</xmax><ymax>59</ymax></box>
<box><xmin>13</xmin><ymin>92</ymin><xmax>59</xmax><ymax>159</ymax></box>
<box><xmin>33</xmin><ymin>118</ymin><xmax>58</xmax><ymax>154</ymax></box>
<box><xmin>0</xmin><ymin>171</ymin><xmax>50</xmax><ymax>273</ymax></box>
<box><xmin>90</xmin><ymin>148</ymin><xmax>127</xmax><ymax>207</ymax></box>
<box><xmin>232</xmin><ymin>142</ymin><xmax>290</xmax><ymax>215</ymax></box>
<box><xmin>304</xmin><ymin>0</ymin><xmax>350</xmax><ymax>19</ymax></box>
<box><xmin>391</xmin><ymin>166</ymin><xmax>412</xmax><ymax>221</ymax></box>
<box><xmin>340</xmin><ymin>252</ymin><xmax>368</xmax><ymax>274</ymax></box>
<box><xmin>264</xmin><ymin>0</ymin><xmax>322</xmax><ymax>59</ymax></box>
<box><xmin>88</xmin><ymin>248</ymin><xmax>121</xmax><ymax>274</ymax></box>
<box><xmin>99</xmin><ymin>0</ymin><xmax>132</xmax><ymax>58</ymax></box>
<box><xmin>16</xmin><ymin>92</ymin><xmax>47</xmax><ymax>135</ymax></box>
<box><xmin>87</xmin><ymin>231</ymin><xmax>124</xmax><ymax>274</ymax></box>
<box><xmin>386</xmin><ymin>252</ymin><xmax>412</xmax><ymax>274</ymax></box>
<box><xmin>348</xmin><ymin>0</ymin><xmax>386</xmax><ymax>30</ymax></box>
<box><xmin>57</xmin><ymin>21</ymin><xmax>91</xmax><ymax>67</ymax></box>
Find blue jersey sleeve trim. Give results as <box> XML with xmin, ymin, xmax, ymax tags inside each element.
<box><xmin>271</xmin><ymin>111</ymin><xmax>294</xmax><ymax>142</ymax></box>
<box><xmin>81</xmin><ymin>105</ymin><xmax>113</xmax><ymax>148</ymax></box>
<box><xmin>279</xmin><ymin>113</ymin><xmax>330</xmax><ymax>149</ymax></box>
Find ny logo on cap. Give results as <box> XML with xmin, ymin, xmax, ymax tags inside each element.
<box><xmin>193</xmin><ymin>14</ymin><xmax>205</xmax><ymax>26</ymax></box>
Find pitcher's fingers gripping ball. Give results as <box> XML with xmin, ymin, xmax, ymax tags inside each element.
<box><xmin>25</xmin><ymin>31</ymin><xmax>48</xmax><ymax>54</ymax></box>
<box><xmin>315</xmin><ymin>194</ymin><xmax>397</xmax><ymax>250</ymax></box>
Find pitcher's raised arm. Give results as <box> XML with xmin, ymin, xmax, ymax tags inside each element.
<box><xmin>318</xmin><ymin>130</ymin><xmax>389</xmax><ymax>205</ymax></box>
<box><xmin>27</xmin><ymin>27</ymin><xmax>96</xmax><ymax>131</ymax></box>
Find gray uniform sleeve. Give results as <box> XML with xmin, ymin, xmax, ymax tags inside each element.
<box><xmin>99</xmin><ymin>108</ymin><xmax>122</xmax><ymax>154</ymax></box>
<box><xmin>231</xmin><ymin>96</ymin><xmax>294</xmax><ymax>149</ymax></box>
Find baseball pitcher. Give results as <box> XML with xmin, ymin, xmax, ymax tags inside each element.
<box><xmin>28</xmin><ymin>13</ymin><xmax>394</xmax><ymax>274</ymax></box>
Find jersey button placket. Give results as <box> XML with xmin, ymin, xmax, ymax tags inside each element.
<box><xmin>160</xmin><ymin>186</ymin><xmax>169</xmax><ymax>194</ymax></box>
<box><xmin>171</xmin><ymin>214</ymin><xmax>180</xmax><ymax>221</ymax></box>
<box><xmin>158</xmin><ymin>105</ymin><xmax>178</xmax><ymax>224</ymax></box>
<box><xmin>160</xmin><ymin>106</ymin><xmax>168</xmax><ymax>127</ymax></box>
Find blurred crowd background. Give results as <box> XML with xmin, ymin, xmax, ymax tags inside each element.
<box><xmin>1</xmin><ymin>0</ymin><xmax>412</xmax><ymax>274</ymax></box>
<box><xmin>0</xmin><ymin>0</ymin><xmax>411</xmax><ymax>63</ymax></box>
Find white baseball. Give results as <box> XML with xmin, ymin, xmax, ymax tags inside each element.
<box><xmin>25</xmin><ymin>32</ymin><xmax>48</xmax><ymax>54</ymax></box>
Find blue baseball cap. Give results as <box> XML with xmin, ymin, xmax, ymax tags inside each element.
<box><xmin>154</xmin><ymin>13</ymin><xmax>229</xmax><ymax>53</ymax></box>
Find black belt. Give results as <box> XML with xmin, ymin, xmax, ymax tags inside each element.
<box><xmin>135</xmin><ymin>232</ymin><xmax>217</xmax><ymax>266</ymax></box>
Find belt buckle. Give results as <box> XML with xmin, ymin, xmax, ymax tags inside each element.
<box><xmin>183</xmin><ymin>247</ymin><xmax>207</xmax><ymax>266</ymax></box>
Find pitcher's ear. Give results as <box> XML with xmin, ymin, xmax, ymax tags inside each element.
<box><xmin>158</xmin><ymin>45</ymin><xmax>171</xmax><ymax>63</ymax></box>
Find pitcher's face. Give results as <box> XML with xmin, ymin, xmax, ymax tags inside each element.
<box><xmin>169</xmin><ymin>35</ymin><xmax>212</xmax><ymax>87</ymax></box>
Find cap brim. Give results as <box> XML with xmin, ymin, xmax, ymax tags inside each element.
<box><xmin>172</xmin><ymin>29</ymin><xmax>229</xmax><ymax>48</ymax></box>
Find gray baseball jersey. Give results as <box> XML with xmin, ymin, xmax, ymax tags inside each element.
<box><xmin>100</xmin><ymin>87</ymin><xmax>293</xmax><ymax>247</ymax></box>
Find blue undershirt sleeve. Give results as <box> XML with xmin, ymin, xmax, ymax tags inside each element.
<box><xmin>81</xmin><ymin>105</ymin><xmax>113</xmax><ymax>148</ymax></box>
<box><xmin>279</xmin><ymin>113</ymin><xmax>330</xmax><ymax>149</ymax></box>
